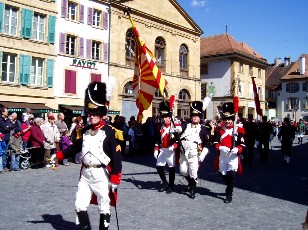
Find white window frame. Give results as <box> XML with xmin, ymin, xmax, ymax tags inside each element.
<box><xmin>68</xmin><ymin>1</ymin><xmax>77</xmax><ymax>21</ymax></box>
<box><xmin>32</xmin><ymin>13</ymin><xmax>45</xmax><ymax>41</ymax></box>
<box><xmin>92</xmin><ymin>41</ymin><xmax>101</xmax><ymax>60</ymax></box>
<box><xmin>30</xmin><ymin>57</ymin><xmax>44</xmax><ymax>86</ymax></box>
<box><xmin>4</xmin><ymin>6</ymin><xmax>18</xmax><ymax>36</ymax></box>
<box><xmin>239</xmin><ymin>82</ymin><xmax>244</xmax><ymax>97</ymax></box>
<box><xmin>289</xmin><ymin>83</ymin><xmax>298</xmax><ymax>93</ymax></box>
<box><xmin>286</xmin><ymin>97</ymin><xmax>299</xmax><ymax>110</ymax></box>
<box><xmin>93</xmin><ymin>9</ymin><xmax>101</xmax><ymax>27</ymax></box>
<box><xmin>1</xmin><ymin>52</ymin><xmax>17</xmax><ymax>83</ymax></box>
<box><xmin>249</xmin><ymin>84</ymin><xmax>253</xmax><ymax>99</ymax></box>
<box><xmin>66</xmin><ymin>35</ymin><xmax>76</xmax><ymax>55</ymax></box>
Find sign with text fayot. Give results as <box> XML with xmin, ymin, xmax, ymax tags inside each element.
<box><xmin>71</xmin><ymin>58</ymin><xmax>97</xmax><ymax>69</ymax></box>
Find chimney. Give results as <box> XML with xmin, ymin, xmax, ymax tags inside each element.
<box><xmin>284</xmin><ymin>57</ymin><xmax>291</xmax><ymax>66</ymax></box>
<box><xmin>300</xmin><ymin>57</ymin><xmax>305</xmax><ymax>75</ymax></box>
<box><xmin>274</xmin><ymin>57</ymin><xmax>281</xmax><ymax>66</ymax></box>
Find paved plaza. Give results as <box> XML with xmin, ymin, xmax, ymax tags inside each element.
<box><xmin>0</xmin><ymin>136</ymin><xmax>307</xmax><ymax>230</ymax></box>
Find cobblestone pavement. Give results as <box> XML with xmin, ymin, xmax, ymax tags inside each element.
<box><xmin>0</xmin><ymin>136</ymin><xmax>307</xmax><ymax>230</ymax></box>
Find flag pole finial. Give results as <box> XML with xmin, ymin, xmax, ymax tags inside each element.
<box><xmin>123</xmin><ymin>7</ymin><xmax>131</xmax><ymax>16</ymax></box>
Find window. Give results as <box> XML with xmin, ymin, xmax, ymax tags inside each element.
<box><xmin>155</xmin><ymin>37</ymin><xmax>165</xmax><ymax>67</ymax></box>
<box><xmin>303</xmin><ymin>98</ymin><xmax>308</xmax><ymax>110</ymax></box>
<box><xmin>239</xmin><ymin>63</ymin><xmax>243</xmax><ymax>73</ymax></box>
<box><xmin>91</xmin><ymin>73</ymin><xmax>101</xmax><ymax>82</ymax></box>
<box><xmin>200</xmin><ymin>63</ymin><xmax>208</xmax><ymax>75</ymax></box>
<box><xmin>286</xmin><ymin>97</ymin><xmax>299</xmax><ymax>110</ymax></box>
<box><xmin>124</xmin><ymin>81</ymin><xmax>133</xmax><ymax>94</ymax></box>
<box><xmin>179</xmin><ymin>44</ymin><xmax>188</xmax><ymax>70</ymax></box>
<box><xmin>178</xmin><ymin>89</ymin><xmax>190</xmax><ymax>101</ymax></box>
<box><xmin>249</xmin><ymin>84</ymin><xmax>253</xmax><ymax>99</ymax></box>
<box><xmin>32</xmin><ymin>14</ymin><xmax>45</xmax><ymax>41</ymax></box>
<box><xmin>125</xmin><ymin>29</ymin><xmax>135</xmax><ymax>66</ymax></box>
<box><xmin>286</xmin><ymin>83</ymin><xmax>299</xmax><ymax>93</ymax></box>
<box><xmin>249</xmin><ymin>66</ymin><xmax>253</xmax><ymax>76</ymax></box>
<box><xmin>303</xmin><ymin>82</ymin><xmax>308</xmax><ymax>92</ymax></box>
<box><xmin>30</xmin><ymin>57</ymin><xmax>44</xmax><ymax>86</ymax></box>
<box><xmin>65</xmin><ymin>69</ymin><xmax>76</xmax><ymax>94</ymax></box>
<box><xmin>66</xmin><ymin>35</ymin><xmax>76</xmax><ymax>55</ymax></box>
<box><xmin>258</xmin><ymin>68</ymin><xmax>261</xmax><ymax>78</ymax></box>
<box><xmin>258</xmin><ymin>86</ymin><xmax>262</xmax><ymax>100</ymax></box>
<box><xmin>239</xmin><ymin>82</ymin><xmax>244</xmax><ymax>97</ymax></box>
<box><xmin>68</xmin><ymin>1</ymin><xmax>77</xmax><ymax>21</ymax></box>
<box><xmin>1</xmin><ymin>52</ymin><xmax>17</xmax><ymax>83</ymax></box>
<box><xmin>201</xmin><ymin>83</ymin><xmax>207</xmax><ymax>98</ymax></box>
<box><xmin>154</xmin><ymin>89</ymin><xmax>167</xmax><ymax>98</ymax></box>
<box><xmin>93</xmin><ymin>9</ymin><xmax>101</xmax><ymax>27</ymax></box>
<box><xmin>4</xmin><ymin>6</ymin><xmax>18</xmax><ymax>36</ymax></box>
<box><xmin>92</xmin><ymin>41</ymin><xmax>101</xmax><ymax>60</ymax></box>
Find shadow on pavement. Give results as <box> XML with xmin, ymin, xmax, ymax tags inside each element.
<box><xmin>122</xmin><ymin>138</ymin><xmax>308</xmax><ymax>206</ymax></box>
<box><xmin>27</xmin><ymin>214</ymin><xmax>78</xmax><ymax>230</ymax></box>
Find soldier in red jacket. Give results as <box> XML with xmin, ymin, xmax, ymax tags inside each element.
<box><xmin>213</xmin><ymin>102</ymin><xmax>245</xmax><ymax>203</ymax></box>
<box><xmin>51</xmin><ymin>82</ymin><xmax>122</xmax><ymax>230</ymax></box>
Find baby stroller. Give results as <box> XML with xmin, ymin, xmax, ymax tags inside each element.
<box><xmin>19</xmin><ymin>148</ymin><xmax>31</xmax><ymax>169</ymax></box>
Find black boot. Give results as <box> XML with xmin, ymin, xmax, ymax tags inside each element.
<box><xmin>224</xmin><ymin>171</ymin><xmax>235</xmax><ymax>204</ymax></box>
<box><xmin>99</xmin><ymin>213</ymin><xmax>111</xmax><ymax>230</ymax></box>
<box><xmin>188</xmin><ymin>177</ymin><xmax>196</xmax><ymax>199</ymax></box>
<box><xmin>166</xmin><ymin>167</ymin><xmax>175</xmax><ymax>194</ymax></box>
<box><xmin>156</xmin><ymin>166</ymin><xmax>168</xmax><ymax>192</ymax></box>
<box><xmin>77</xmin><ymin>211</ymin><xmax>91</xmax><ymax>229</ymax></box>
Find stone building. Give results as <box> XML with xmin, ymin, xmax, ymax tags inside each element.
<box><xmin>200</xmin><ymin>33</ymin><xmax>268</xmax><ymax>120</ymax></box>
<box><xmin>0</xmin><ymin>0</ymin><xmax>57</xmax><ymax>118</ymax></box>
<box><xmin>106</xmin><ymin>0</ymin><xmax>203</xmax><ymax>121</ymax></box>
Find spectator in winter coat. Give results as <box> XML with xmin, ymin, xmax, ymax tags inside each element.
<box><xmin>8</xmin><ymin>127</ymin><xmax>23</xmax><ymax>171</ymax></box>
<box><xmin>59</xmin><ymin>130</ymin><xmax>72</xmax><ymax>166</ymax></box>
<box><xmin>21</xmin><ymin>114</ymin><xmax>34</xmax><ymax>148</ymax></box>
<box><xmin>29</xmin><ymin>118</ymin><xmax>45</xmax><ymax>169</ymax></box>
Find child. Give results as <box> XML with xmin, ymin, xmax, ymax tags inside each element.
<box><xmin>59</xmin><ymin>130</ymin><xmax>72</xmax><ymax>166</ymax></box>
<box><xmin>8</xmin><ymin>128</ymin><xmax>23</xmax><ymax>171</ymax></box>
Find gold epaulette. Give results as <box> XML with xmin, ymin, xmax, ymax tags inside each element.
<box><xmin>109</xmin><ymin>125</ymin><xmax>124</xmax><ymax>141</ymax></box>
<box><xmin>76</xmin><ymin>129</ymin><xmax>83</xmax><ymax>140</ymax></box>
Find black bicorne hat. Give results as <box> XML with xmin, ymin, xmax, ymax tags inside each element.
<box><xmin>222</xmin><ymin>102</ymin><xmax>235</xmax><ymax>120</ymax></box>
<box><xmin>159</xmin><ymin>101</ymin><xmax>171</xmax><ymax>118</ymax></box>
<box><xmin>190</xmin><ymin>101</ymin><xmax>203</xmax><ymax>117</ymax></box>
<box><xmin>84</xmin><ymin>81</ymin><xmax>108</xmax><ymax>116</ymax></box>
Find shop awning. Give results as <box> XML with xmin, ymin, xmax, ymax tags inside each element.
<box><xmin>0</xmin><ymin>101</ymin><xmax>57</xmax><ymax>113</ymax></box>
<box><xmin>60</xmin><ymin>105</ymin><xmax>120</xmax><ymax>115</ymax></box>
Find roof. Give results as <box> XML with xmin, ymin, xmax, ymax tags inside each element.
<box><xmin>265</xmin><ymin>62</ymin><xmax>294</xmax><ymax>88</ymax></box>
<box><xmin>200</xmin><ymin>33</ymin><xmax>268</xmax><ymax>64</ymax></box>
<box><xmin>280</xmin><ymin>54</ymin><xmax>308</xmax><ymax>80</ymax></box>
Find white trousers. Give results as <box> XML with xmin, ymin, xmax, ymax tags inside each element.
<box><xmin>179</xmin><ymin>152</ymin><xmax>199</xmax><ymax>179</ymax></box>
<box><xmin>156</xmin><ymin>148</ymin><xmax>175</xmax><ymax>167</ymax></box>
<box><xmin>219</xmin><ymin>150</ymin><xmax>238</xmax><ymax>175</ymax></box>
<box><xmin>75</xmin><ymin>167</ymin><xmax>110</xmax><ymax>214</ymax></box>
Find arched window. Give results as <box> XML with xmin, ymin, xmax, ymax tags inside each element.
<box><xmin>123</xmin><ymin>81</ymin><xmax>133</xmax><ymax>95</ymax></box>
<box><xmin>154</xmin><ymin>88</ymin><xmax>168</xmax><ymax>98</ymax></box>
<box><xmin>125</xmin><ymin>28</ymin><xmax>135</xmax><ymax>66</ymax></box>
<box><xmin>178</xmin><ymin>89</ymin><xmax>190</xmax><ymax>101</ymax></box>
<box><xmin>179</xmin><ymin>44</ymin><xmax>188</xmax><ymax>76</ymax></box>
<box><xmin>155</xmin><ymin>37</ymin><xmax>165</xmax><ymax>71</ymax></box>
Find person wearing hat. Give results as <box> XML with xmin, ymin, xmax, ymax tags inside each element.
<box><xmin>296</xmin><ymin>118</ymin><xmax>306</xmax><ymax>144</ymax></box>
<box><xmin>256</xmin><ymin>115</ymin><xmax>273</xmax><ymax>164</ymax></box>
<box><xmin>8</xmin><ymin>127</ymin><xmax>23</xmax><ymax>171</ymax></box>
<box><xmin>213</xmin><ymin>102</ymin><xmax>245</xmax><ymax>203</ymax></box>
<box><xmin>278</xmin><ymin>117</ymin><xmax>296</xmax><ymax>164</ymax></box>
<box><xmin>51</xmin><ymin>81</ymin><xmax>122</xmax><ymax>229</ymax></box>
<box><xmin>179</xmin><ymin>101</ymin><xmax>209</xmax><ymax>199</ymax></box>
<box><xmin>243</xmin><ymin>114</ymin><xmax>258</xmax><ymax>168</ymax></box>
<box><xmin>154</xmin><ymin>100</ymin><xmax>181</xmax><ymax>194</ymax></box>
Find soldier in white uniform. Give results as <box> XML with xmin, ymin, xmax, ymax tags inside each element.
<box><xmin>52</xmin><ymin>82</ymin><xmax>122</xmax><ymax>230</ymax></box>
<box><xmin>179</xmin><ymin>101</ymin><xmax>209</xmax><ymax>199</ymax></box>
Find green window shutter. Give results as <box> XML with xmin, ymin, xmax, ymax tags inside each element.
<box><xmin>21</xmin><ymin>9</ymin><xmax>33</xmax><ymax>39</ymax></box>
<box><xmin>0</xmin><ymin>2</ymin><xmax>4</xmax><ymax>32</ymax></box>
<box><xmin>23</xmin><ymin>55</ymin><xmax>31</xmax><ymax>85</ymax></box>
<box><xmin>19</xmin><ymin>54</ymin><xmax>25</xmax><ymax>84</ymax></box>
<box><xmin>46</xmin><ymin>59</ymin><xmax>54</xmax><ymax>88</ymax></box>
<box><xmin>48</xmin><ymin>16</ymin><xmax>56</xmax><ymax>44</ymax></box>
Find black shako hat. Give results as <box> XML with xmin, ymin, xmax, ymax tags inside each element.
<box><xmin>159</xmin><ymin>101</ymin><xmax>172</xmax><ymax>118</ymax></box>
<box><xmin>190</xmin><ymin>101</ymin><xmax>203</xmax><ymax>117</ymax></box>
<box><xmin>84</xmin><ymin>81</ymin><xmax>108</xmax><ymax>116</ymax></box>
<box><xmin>222</xmin><ymin>102</ymin><xmax>235</xmax><ymax>121</ymax></box>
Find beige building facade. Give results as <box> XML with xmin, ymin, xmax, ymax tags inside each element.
<box><xmin>106</xmin><ymin>0</ymin><xmax>203</xmax><ymax>121</ymax></box>
<box><xmin>0</xmin><ymin>0</ymin><xmax>57</xmax><ymax>117</ymax></box>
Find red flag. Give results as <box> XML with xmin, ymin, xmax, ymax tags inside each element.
<box><xmin>251</xmin><ymin>77</ymin><xmax>263</xmax><ymax>116</ymax></box>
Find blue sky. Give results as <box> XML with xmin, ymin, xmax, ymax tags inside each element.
<box><xmin>177</xmin><ymin>0</ymin><xmax>308</xmax><ymax>64</ymax></box>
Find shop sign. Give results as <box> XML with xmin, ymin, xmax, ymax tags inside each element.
<box><xmin>71</xmin><ymin>58</ymin><xmax>97</xmax><ymax>69</ymax></box>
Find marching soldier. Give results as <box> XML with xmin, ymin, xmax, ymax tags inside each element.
<box><xmin>154</xmin><ymin>101</ymin><xmax>181</xmax><ymax>194</ymax></box>
<box><xmin>213</xmin><ymin>102</ymin><xmax>245</xmax><ymax>203</ymax></box>
<box><xmin>243</xmin><ymin>114</ymin><xmax>258</xmax><ymax>168</ymax></box>
<box><xmin>278</xmin><ymin>117</ymin><xmax>296</xmax><ymax>164</ymax></box>
<box><xmin>179</xmin><ymin>101</ymin><xmax>209</xmax><ymax>199</ymax></box>
<box><xmin>51</xmin><ymin>81</ymin><xmax>122</xmax><ymax>230</ymax></box>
